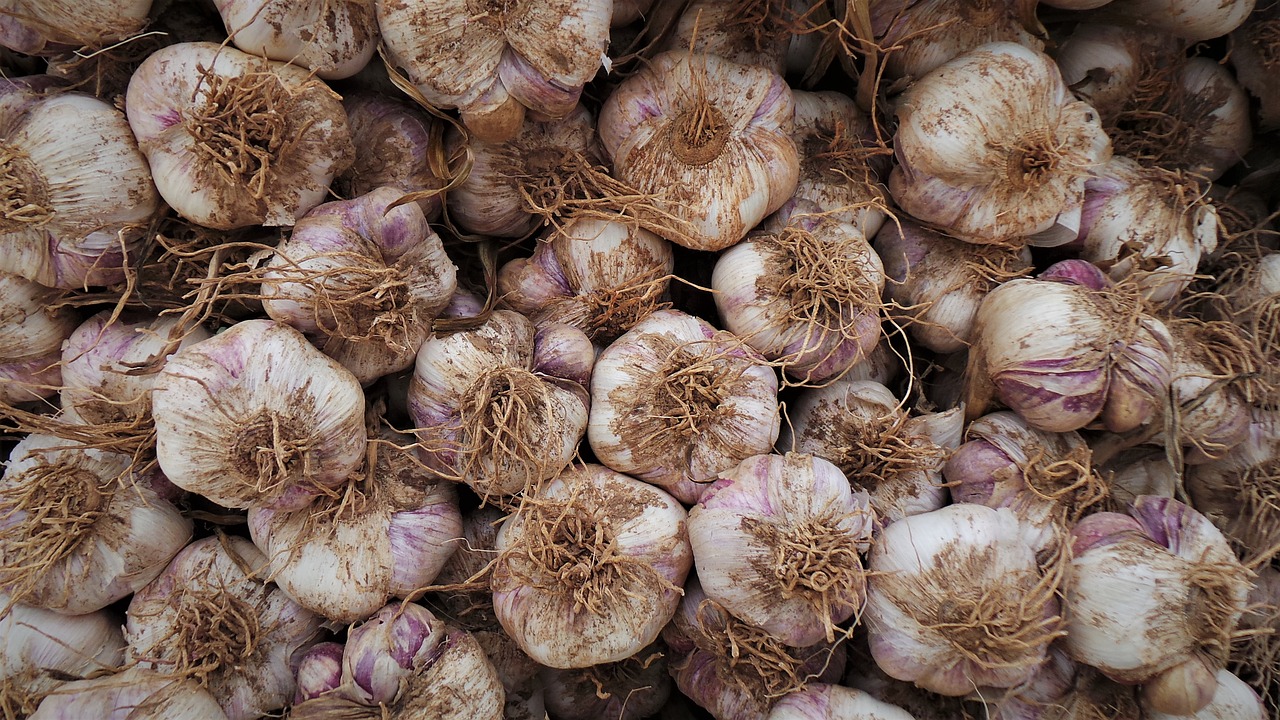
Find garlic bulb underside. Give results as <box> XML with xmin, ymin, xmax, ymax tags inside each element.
<box><xmin>151</xmin><ymin>319</ymin><xmax>368</xmax><ymax>511</ymax></box>
<box><xmin>791</xmin><ymin>90</ymin><xmax>888</xmax><ymax>237</ymax></box>
<box><xmin>0</xmin><ymin>270</ymin><xmax>75</xmax><ymax>404</ymax></box>
<box><xmin>661</xmin><ymin>0</ymin><xmax>791</xmax><ymax>75</ymax></box>
<box><xmin>0</xmin><ymin>595</ymin><xmax>124</xmax><ymax>716</ymax></box>
<box><xmin>588</xmin><ymin>308</ymin><xmax>781</xmax><ymax>504</ymax></box>
<box><xmin>766</xmin><ymin>683</ymin><xmax>917</xmax><ymax>720</ymax></box>
<box><xmin>125</xmin><ymin>536</ymin><xmax>324</xmax><ymax>720</ymax></box>
<box><xmin>1102</xmin><ymin>0</ymin><xmax>1256</xmax><ymax>44</ymax></box>
<box><xmin>1144</xmin><ymin>669</ymin><xmax>1267</xmax><ymax>720</ymax></box>
<box><xmin>126</xmin><ymin>42</ymin><xmax>354</xmax><ymax>229</ymax></box>
<box><xmin>498</xmin><ymin>215</ymin><xmax>675</xmax><ymax>346</ymax></box>
<box><xmin>1230</xmin><ymin>7</ymin><xmax>1280</xmax><ymax>131</ymax></box>
<box><xmin>713</xmin><ymin>199</ymin><xmax>885</xmax><ymax>384</ymax></box>
<box><xmin>865</xmin><ymin>504</ymin><xmax>1063</xmax><ymax>696</ymax></box>
<box><xmin>28</xmin><ymin>668</ymin><xmax>230</xmax><ymax>720</ymax></box>
<box><xmin>214</xmin><ymin>0</ymin><xmax>378</xmax><ymax>79</ymax></box>
<box><xmin>1163</xmin><ymin>319</ymin><xmax>1256</xmax><ymax>463</ymax></box>
<box><xmin>689</xmin><ymin>452</ymin><xmax>874</xmax><ymax>647</ymax></box>
<box><xmin>0</xmin><ymin>433</ymin><xmax>192</xmax><ymax>614</ymax></box>
<box><xmin>539</xmin><ymin>642</ymin><xmax>671</xmax><ymax>720</ymax></box>
<box><xmin>261</xmin><ymin>186</ymin><xmax>458</xmax><ymax>384</ymax></box>
<box><xmin>0</xmin><ymin>91</ymin><xmax>160</xmax><ymax>288</ymax></box>
<box><xmin>874</xmin><ymin>217</ymin><xmax>1032</xmax><ymax>353</ymax></box>
<box><xmin>337</xmin><ymin>92</ymin><xmax>446</xmax><ymax>219</ymax></box>
<box><xmin>408</xmin><ymin>310</ymin><xmax>591</xmax><ymax>499</ymax></box>
<box><xmin>871</xmin><ymin>0</ymin><xmax>1045</xmax><ymax>82</ymax></box>
<box><xmin>377</xmin><ymin>0</ymin><xmax>612</xmax><ymax>141</ymax></box>
<box><xmin>0</xmin><ymin>0</ymin><xmax>151</xmax><ymax>55</ymax></box>
<box><xmin>598</xmin><ymin>50</ymin><xmax>800</xmax><ymax>252</ymax></box>
<box><xmin>492</xmin><ymin>463</ymin><xmax>692</xmax><ymax>668</ymax></box>
<box><xmin>890</xmin><ymin>42</ymin><xmax>1112</xmax><ymax>246</ymax></box>
<box><xmin>1186</xmin><ymin>453</ymin><xmax>1280</xmax><ymax>566</ymax></box>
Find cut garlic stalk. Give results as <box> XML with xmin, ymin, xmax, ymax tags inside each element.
<box><xmin>213</xmin><ymin>0</ymin><xmax>378</xmax><ymax>79</ymax></box>
<box><xmin>0</xmin><ymin>270</ymin><xmax>75</xmax><ymax>404</ymax></box>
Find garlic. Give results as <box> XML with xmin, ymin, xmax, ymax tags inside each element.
<box><xmin>1186</xmin><ymin>445</ymin><xmax>1280</xmax><ymax>567</ymax></box>
<box><xmin>151</xmin><ymin>319</ymin><xmax>368</xmax><ymax>511</ymax></box>
<box><xmin>472</xmin><ymin>628</ymin><xmax>546</xmax><ymax>720</ymax></box>
<box><xmin>598</xmin><ymin>50</ymin><xmax>799</xmax><ymax>251</ymax></box>
<box><xmin>539</xmin><ymin>642</ymin><xmax>671</xmax><ymax>720</ymax></box>
<box><xmin>0</xmin><ymin>87</ymin><xmax>160</xmax><ymax>288</ymax></box>
<box><xmin>126</xmin><ymin>42</ymin><xmax>354</xmax><ymax>229</ymax></box>
<box><xmin>1161</xmin><ymin>318</ymin><xmax>1258</xmax><ymax>463</ymax></box>
<box><xmin>409</xmin><ymin>310</ymin><xmax>591</xmax><ymax>500</ymax></box>
<box><xmin>973</xmin><ymin>646</ymin><xmax>1077</xmax><ymax>720</ymax></box>
<box><xmin>870</xmin><ymin>0</ymin><xmax>1045</xmax><ymax>82</ymax></box>
<box><xmin>28</xmin><ymin>668</ymin><xmax>230</xmax><ymax>720</ymax></box>
<box><xmin>688</xmin><ymin>452</ymin><xmax>874</xmax><ymax>646</ymax></box>
<box><xmin>0</xmin><ymin>0</ymin><xmax>150</xmax><ymax>55</ymax></box>
<box><xmin>214</xmin><ymin>0</ymin><xmax>378</xmax><ymax>79</ymax></box>
<box><xmin>712</xmin><ymin>198</ymin><xmax>885</xmax><ymax>384</ymax></box>
<box><xmin>377</xmin><ymin>0</ymin><xmax>612</xmax><ymax>142</ymax></box>
<box><xmin>661</xmin><ymin>0</ymin><xmax>792</xmax><ymax>75</ymax></box>
<box><xmin>498</xmin><ymin>215</ymin><xmax>675</xmax><ymax>346</ymax></box>
<box><xmin>588</xmin><ymin>309</ymin><xmax>781</xmax><ymax>504</ymax></box>
<box><xmin>1231</xmin><ymin>565</ymin><xmax>1280</xmax><ymax>711</ymax></box>
<box><xmin>766</xmin><ymin>683</ymin><xmax>916</xmax><ymax>720</ymax></box>
<box><xmin>0</xmin><ymin>432</ymin><xmax>192</xmax><ymax>614</ymax></box>
<box><xmin>1230</xmin><ymin>5</ymin><xmax>1280</xmax><ymax>131</ymax></box>
<box><xmin>1145</xmin><ymin>669</ymin><xmax>1267</xmax><ymax>720</ymax></box>
<box><xmin>0</xmin><ymin>270</ymin><xmax>76</xmax><ymax>404</ymax></box>
<box><xmin>1101</xmin><ymin>0</ymin><xmax>1256</xmax><ymax>43</ymax></box>
<box><xmin>612</xmin><ymin>0</ymin><xmax>654</xmax><ymax>26</ymax></box>
<box><xmin>1104</xmin><ymin>447</ymin><xmax>1179</xmax><ymax>507</ymax></box>
<box><xmin>874</xmin><ymin>217</ymin><xmax>1032</xmax><ymax>353</ymax></box>
<box><xmin>1211</xmin><ymin>250</ymin><xmax>1280</xmax><ymax>405</ymax></box>
<box><xmin>125</xmin><ymin>535</ymin><xmax>324</xmax><ymax>720</ymax></box>
<box><xmin>336</xmin><ymin>92</ymin><xmax>447</xmax><ymax>220</ymax></box>
<box><xmin>293</xmin><ymin>642</ymin><xmax>345</xmax><ymax>702</ymax></box>
<box><xmin>790</xmin><ymin>90</ymin><xmax>889</xmax><ymax>237</ymax></box>
<box><xmin>1053</xmin><ymin>24</ymin><xmax>1167</xmax><ymax>125</ymax></box>
<box><xmin>890</xmin><ymin>42</ymin><xmax>1111</xmax><ymax>247</ymax></box>
<box><xmin>845</xmin><ymin>662</ymin><xmax>980</xmax><ymax>720</ymax></box>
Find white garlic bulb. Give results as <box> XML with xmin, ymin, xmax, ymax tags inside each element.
<box><xmin>791</xmin><ymin>90</ymin><xmax>888</xmax><ymax>238</ymax></box>
<box><xmin>28</xmin><ymin>668</ymin><xmax>230</xmax><ymax>720</ymax></box>
<box><xmin>1053</xmin><ymin>23</ymin><xmax>1160</xmax><ymax>125</ymax></box>
<box><xmin>1102</xmin><ymin>0</ymin><xmax>1255</xmax><ymax>43</ymax></box>
<box><xmin>767</xmin><ymin>683</ymin><xmax>917</xmax><ymax>720</ymax></box>
<box><xmin>1162</xmin><ymin>319</ymin><xmax>1256</xmax><ymax>464</ymax></box>
<box><xmin>661</xmin><ymin>0</ymin><xmax>790</xmax><ymax>75</ymax></box>
<box><xmin>0</xmin><ymin>0</ymin><xmax>151</xmax><ymax>55</ymax></box>
<box><xmin>0</xmin><ymin>270</ymin><xmax>75</xmax><ymax>404</ymax></box>
<box><xmin>871</xmin><ymin>0</ymin><xmax>1046</xmax><ymax>82</ymax></box>
<box><xmin>214</xmin><ymin>0</ymin><xmax>378</xmax><ymax>79</ymax></box>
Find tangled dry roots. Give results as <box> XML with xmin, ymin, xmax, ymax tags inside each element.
<box><xmin>828</xmin><ymin>411</ymin><xmax>937</xmax><ymax>493</ymax></box>
<box><xmin>1021</xmin><ymin>443</ymin><xmax>1108</xmax><ymax>525</ymax></box>
<box><xmin>691</xmin><ymin>598</ymin><xmax>814</xmax><ymax>702</ymax></box>
<box><xmin>1110</xmin><ymin>58</ymin><xmax>1224</xmax><ymax>173</ymax></box>
<box><xmin>452</xmin><ymin>365</ymin><xmax>557</xmax><ymax>501</ymax></box>
<box><xmin>761</xmin><ymin>224</ymin><xmax>881</xmax><ymax>343</ymax></box>
<box><xmin>578</xmin><ymin>271</ymin><xmax>671</xmax><ymax>344</ymax></box>
<box><xmin>231</xmin><ymin>408</ymin><xmax>319</xmax><ymax>501</ymax></box>
<box><xmin>1186</xmin><ymin>558</ymin><xmax>1254</xmax><ymax>665</ymax></box>
<box><xmin>265</xmin><ymin>253</ymin><xmax>417</xmax><ymax>352</ymax></box>
<box><xmin>1231</xmin><ymin>597</ymin><xmax>1280</xmax><ymax>710</ymax></box>
<box><xmin>156</xmin><ymin>584</ymin><xmax>261</xmax><ymax>684</ymax></box>
<box><xmin>0</xmin><ymin>144</ymin><xmax>51</xmax><ymax>230</ymax></box>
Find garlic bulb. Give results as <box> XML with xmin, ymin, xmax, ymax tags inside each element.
<box><xmin>474</xmin><ymin>627</ymin><xmax>546</xmax><ymax>720</ymax></box>
<box><xmin>974</xmin><ymin>645</ymin><xmax>1077</xmax><ymax>720</ymax></box>
<box><xmin>1145</xmin><ymin>669</ymin><xmax>1267</xmax><ymax>720</ymax></box>
<box><xmin>0</xmin><ymin>270</ymin><xmax>75</xmax><ymax>404</ymax></box>
<box><xmin>492</xmin><ymin>463</ymin><xmax>692</xmax><ymax>668</ymax></box>
<box><xmin>1064</xmin><ymin>497</ymin><xmax>1252</xmax><ymax>716</ymax></box>
<box><xmin>865</xmin><ymin>504</ymin><xmax>1064</xmax><ymax>696</ymax></box>
<box><xmin>28</xmin><ymin>668</ymin><xmax>230</xmax><ymax>720</ymax></box>
<box><xmin>713</xmin><ymin>198</ymin><xmax>885</xmax><ymax>384</ymax></box>
<box><xmin>689</xmin><ymin>452</ymin><xmax>875</xmax><ymax>646</ymax></box>
<box><xmin>409</xmin><ymin>310</ymin><xmax>591</xmax><ymax>500</ymax></box>
<box><xmin>0</xmin><ymin>88</ymin><xmax>160</xmax><ymax>288</ymax></box>
<box><xmin>151</xmin><ymin>319</ymin><xmax>368</xmax><ymax>511</ymax></box>
<box><xmin>790</xmin><ymin>90</ymin><xmax>888</xmax><ymax>237</ymax></box>
<box><xmin>498</xmin><ymin>215</ymin><xmax>675</xmax><ymax>346</ymax></box>
<box><xmin>874</xmin><ymin>217</ymin><xmax>1032</xmax><ymax>353</ymax></box>
<box><xmin>0</xmin><ymin>433</ymin><xmax>192</xmax><ymax>614</ymax></box>
<box><xmin>539</xmin><ymin>642</ymin><xmax>671</xmax><ymax>720</ymax></box>
<box><xmin>661</xmin><ymin>0</ymin><xmax>791</xmax><ymax>75</ymax></box>
<box><xmin>0</xmin><ymin>0</ymin><xmax>151</xmax><ymax>55</ymax></box>
<box><xmin>1212</xmin><ymin>251</ymin><xmax>1280</xmax><ymax>405</ymax></box>
<box><xmin>599</xmin><ymin>50</ymin><xmax>799</xmax><ymax>251</ymax></box>
<box><xmin>588</xmin><ymin>309</ymin><xmax>781</xmax><ymax>504</ymax></box>
<box><xmin>1162</xmin><ymin>319</ymin><xmax>1257</xmax><ymax>463</ymax></box>
<box><xmin>377</xmin><ymin>0</ymin><xmax>612</xmax><ymax>142</ymax></box>
<box><xmin>126</xmin><ymin>535</ymin><xmax>324</xmax><ymax>720</ymax></box>
<box><xmin>779</xmin><ymin>379</ymin><xmax>959</xmax><ymax>522</ymax></box>
<box><xmin>1232</xmin><ymin>565</ymin><xmax>1279</xmax><ymax>711</ymax></box>
<box><xmin>293</xmin><ymin>642</ymin><xmax>344</xmax><ymax>702</ymax></box>
<box><xmin>1101</xmin><ymin>0</ymin><xmax>1255</xmax><ymax>43</ymax></box>
<box><xmin>336</xmin><ymin>92</ymin><xmax>446</xmax><ymax>219</ymax></box>
<box><xmin>1104</xmin><ymin>448</ymin><xmax>1179</xmax><ymax>506</ymax></box>
<box><xmin>890</xmin><ymin>42</ymin><xmax>1111</xmax><ymax>246</ymax></box>
<box><xmin>870</xmin><ymin>0</ymin><xmax>1045</xmax><ymax>82</ymax></box>
<box><xmin>1186</xmin><ymin>449</ymin><xmax>1280</xmax><ymax>567</ymax></box>
<box><xmin>214</xmin><ymin>0</ymin><xmax>378</xmax><ymax>79</ymax></box>
<box><xmin>126</xmin><ymin>42</ymin><xmax>354</xmax><ymax>229</ymax></box>
<box><xmin>1230</xmin><ymin>5</ymin><xmax>1280</xmax><ymax>131</ymax></box>
<box><xmin>1053</xmin><ymin>24</ymin><xmax>1165</xmax><ymax>125</ymax></box>
<box><xmin>845</xmin><ymin>662</ymin><xmax>979</xmax><ymax>720</ymax></box>
<box><xmin>767</xmin><ymin>683</ymin><xmax>916</xmax><ymax>720</ymax></box>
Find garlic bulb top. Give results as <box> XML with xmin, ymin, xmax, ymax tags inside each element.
<box><xmin>871</xmin><ymin>0</ymin><xmax>1045</xmax><ymax>82</ymax></box>
<box><xmin>0</xmin><ymin>0</ymin><xmax>151</xmax><ymax>56</ymax></box>
<box><xmin>214</xmin><ymin>0</ymin><xmax>379</xmax><ymax>79</ymax></box>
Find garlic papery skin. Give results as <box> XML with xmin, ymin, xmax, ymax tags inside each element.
<box><xmin>260</xmin><ymin>186</ymin><xmax>458</xmax><ymax>384</ymax></box>
<box><xmin>790</xmin><ymin>90</ymin><xmax>888</xmax><ymax>237</ymax></box>
<box><xmin>408</xmin><ymin>310</ymin><xmax>591</xmax><ymax>499</ymax></box>
<box><xmin>1186</xmin><ymin>452</ymin><xmax>1280</xmax><ymax>567</ymax></box>
<box><xmin>499</xmin><ymin>215</ymin><xmax>674</xmax><ymax>347</ymax></box>
<box><xmin>766</xmin><ymin>683</ymin><xmax>916</xmax><ymax>720</ymax></box>
<box><xmin>660</xmin><ymin>0</ymin><xmax>791</xmax><ymax>75</ymax></box>
<box><xmin>779</xmin><ymin>379</ymin><xmax>958</xmax><ymax>522</ymax></box>
<box><xmin>1230</xmin><ymin>6</ymin><xmax>1280</xmax><ymax>131</ymax></box>
<box><xmin>599</xmin><ymin>50</ymin><xmax>799</xmax><ymax>252</ymax></box>
<box><xmin>0</xmin><ymin>90</ymin><xmax>160</xmax><ymax>289</ymax></box>
<box><xmin>689</xmin><ymin>452</ymin><xmax>874</xmax><ymax>647</ymax></box>
<box><xmin>0</xmin><ymin>0</ymin><xmax>151</xmax><ymax>56</ymax></box>
<box><xmin>1162</xmin><ymin>319</ymin><xmax>1257</xmax><ymax>464</ymax></box>
<box><xmin>151</xmin><ymin>319</ymin><xmax>368</xmax><ymax>511</ymax></box>
<box><xmin>865</xmin><ymin>504</ymin><xmax>1064</xmax><ymax>696</ymax></box>
<box><xmin>126</xmin><ymin>535</ymin><xmax>323</xmax><ymax>720</ymax></box>
<box><xmin>845</xmin><ymin>663</ymin><xmax>981</xmax><ymax>720</ymax></box>
<box><xmin>60</xmin><ymin>311</ymin><xmax>211</xmax><ymax>426</ymax></box>
<box><xmin>890</xmin><ymin>42</ymin><xmax>1111</xmax><ymax>247</ymax></box>
<box><xmin>247</xmin><ymin>429</ymin><xmax>462</xmax><ymax>623</ymax></box>
<box><xmin>126</xmin><ymin>42</ymin><xmax>355</xmax><ymax>230</ymax></box>
<box><xmin>539</xmin><ymin>641</ymin><xmax>671</xmax><ymax>720</ymax></box>
<box><xmin>973</xmin><ymin>645</ymin><xmax>1077</xmax><ymax>720</ymax></box>
<box><xmin>492</xmin><ymin>463</ymin><xmax>692</xmax><ymax>668</ymax></box>
<box><xmin>588</xmin><ymin>308</ymin><xmax>781</xmax><ymax>504</ymax></box>
<box><xmin>0</xmin><ymin>270</ymin><xmax>75</xmax><ymax>404</ymax></box>
<box><xmin>293</xmin><ymin>641</ymin><xmax>345</xmax><ymax>702</ymax></box>
<box><xmin>214</xmin><ymin>0</ymin><xmax>378</xmax><ymax>79</ymax></box>
<box><xmin>336</xmin><ymin>92</ymin><xmax>446</xmax><ymax>220</ymax></box>
<box><xmin>1145</xmin><ymin>669</ymin><xmax>1266</xmax><ymax>720</ymax></box>
<box><xmin>472</xmin><ymin>627</ymin><xmax>545</xmax><ymax>720</ymax></box>
<box><xmin>377</xmin><ymin>0</ymin><xmax>611</xmax><ymax>142</ymax></box>
<box><xmin>1101</xmin><ymin>0</ymin><xmax>1255</xmax><ymax>44</ymax></box>
<box><xmin>1052</xmin><ymin>24</ymin><xmax>1162</xmax><ymax>126</ymax></box>
<box><xmin>1063</xmin><ymin>497</ymin><xmax>1251</xmax><ymax>715</ymax></box>
<box><xmin>28</xmin><ymin>667</ymin><xmax>230</xmax><ymax>720</ymax></box>
<box><xmin>0</xmin><ymin>432</ymin><xmax>192</xmax><ymax>614</ymax></box>
<box><xmin>712</xmin><ymin>199</ymin><xmax>885</xmax><ymax>384</ymax></box>
<box><xmin>1104</xmin><ymin>448</ymin><xmax>1179</xmax><ymax>506</ymax></box>
<box><xmin>874</xmin><ymin>217</ymin><xmax>1032</xmax><ymax>353</ymax></box>
<box><xmin>870</xmin><ymin>0</ymin><xmax>1045</xmax><ymax>82</ymax></box>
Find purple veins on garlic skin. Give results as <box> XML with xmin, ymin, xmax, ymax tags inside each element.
<box><xmin>337</xmin><ymin>92</ymin><xmax>448</xmax><ymax>220</ymax></box>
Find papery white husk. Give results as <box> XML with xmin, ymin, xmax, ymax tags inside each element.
<box><xmin>492</xmin><ymin>463</ymin><xmax>692</xmax><ymax>668</ymax></box>
<box><xmin>0</xmin><ymin>0</ymin><xmax>150</xmax><ymax>55</ymax></box>
<box><xmin>1101</xmin><ymin>0</ymin><xmax>1255</xmax><ymax>44</ymax></box>
<box><xmin>588</xmin><ymin>308</ymin><xmax>781</xmax><ymax>504</ymax></box>
<box><xmin>766</xmin><ymin>683</ymin><xmax>917</xmax><ymax>720</ymax></box>
<box><xmin>790</xmin><ymin>90</ymin><xmax>888</xmax><ymax>237</ymax></box>
<box><xmin>151</xmin><ymin>319</ymin><xmax>368</xmax><ymax>511</ymax></box>
<box><xmin>0</xmin><ymin>270</ymin><xmax>75</xmax><ymax>404</ymax></box>
<box><xmin>870</xmin><ymin>0</ymin><xmax>1045</xmax><ymax>82</ymax></box>
<box><xmin>214</xmin><ymin>0</ymin><xmax>379</xmax><ymax>79</ymax></box>
<box><xmin>337</xmin><ymin>92</ymin><xmax>446</xmax><ymax>219</ymax></box>
<box><xmin>1185</xmin><ymin>451</ymin><xmax>1280</xmax><ymax>567</ymax></box>
<box><xmin>28</xmin><ymin>667</ymin><xmax>230</xmax><ymax>720</ymax></box>
<box><xmin>125</xmin><ymin>535</ymin><xmax>324</xmax><ymax>720</ymax></box>
<box><xmin>1104</xmin><ymin>447</ymin><xmax>1179</xmax><ymax>506</ymax></box>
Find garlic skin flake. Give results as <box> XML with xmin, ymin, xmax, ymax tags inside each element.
<box><xmin>126</xmin><ymin>42</ymin><xmax>354</xmax><ymax>229</ymax></box>
<box><xmin>0</xmin><ymin>270</ymin><xmax>76</xmax><ymax>404</ymax></box>
<box><xmin>28</xmin><ymin>668</ymin><xmax>230</xmax><ymax>720</ymax></box>
<box><xmin>214</xmin><ymin>0</ymin><xmax>379</xmax><ymax>79</ymax></box>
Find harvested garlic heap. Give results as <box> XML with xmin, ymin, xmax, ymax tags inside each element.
<box><xmin>3</xmin><ymin>1</ymin><xmax>1280</xmax><ymax>719</ymax></box>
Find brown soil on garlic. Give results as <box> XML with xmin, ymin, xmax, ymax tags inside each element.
<box><xmin>990</xmin><ymin>128</ymin><xmax>1069</xmax><ymax>191</ymax></box>
<box><xmin>453</xmin><ymin>366</ymin><xmax>556</xmax><ymax>501</ymax></box>
<box><xmin>577</xmin><ymin>271</ymin><xmax>672</xmax><ymax>344</ymax></box>
<box><xmin>758</xmin><ymin>225</ymin><xmax>881</xmax><ymax>344</ymax></box>
<box><xmin>826</xmin><ymin>410</ymin><xmax>938</xmax><ymax>497</ymax></box>
<box><xmin>801</xmin><ymin>122</ymin><xmax>889</xmax><ymax>187</ymax></box>
<box><xmin>1021</xmin><ymin>443</ymin><xmax>1108</xmax><ymax>525</ymax></box>
<box><xmin>231</xmin><ymin>407</ymin><xmax>319</xmax><ymax>500</ymax></box>
<box><xmin>691</xmin><ymin>598</ymin><xmax>815</xmax><ymax>701</ymax></box>
<box><xmin>272</xmin><ymin>251</ymin><xmax>418</xmax><ymax>352</ymax></box>
<box><xmin>669</xmin><ymin>100</ymin><xmax>731</xmax><ymax>167</ymax></box>
<box><xmin>0</xmin><ymin>145</ymin><xmax>52</xmax><ymax>231</ymax></box>
<box><xmin>146</xmin><ymin>584</ymin><xmax>262</xmax><ymax>685</ymax></box>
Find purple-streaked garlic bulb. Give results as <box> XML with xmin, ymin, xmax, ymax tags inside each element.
<box><xmin>766</xmin><ymin>683</ymin><xmax>917</xmax><ymax>720</ymax></box>
<box><xmin>865</xmin><ymin>504</ymin><xmax>1064</xmax><ymax>696</ymax></box>
<box><xmin>125</xmin><ymin>536</ymin><xmax>324</xmax><ymax>720</ymax></box>
<box><xmin>598</xmin><ymin>50</ymin><xmax>799</xmax><ymax>252</ymax></box>
<box><xmin>965</xmin><ymin>260</ymin><xmax>1174</xmax><ymax>434</ymax></box>
<box><xmin>588</xmin><ymin>309</ymin><xmax>781</xmax><ymax>504</ymax></box>
<box><xmin>28</xmin><ymin>668</ymin><xmax>229</xmax><ymax>720</ymax></box>
<box><xmin>890</xmin><ymin>42</ymin><xmax>1111</xmax><ymax>247</ymax></box>
<box><xmin>1231</xmin><ymin>4</ymin><xmax>1280</xmax><ymax>131</ymax></box>
<box><xmin>1064</xmin><ymin>497</ymin><xmax>1252</xmax><ymax>716</ymax></box>
<box><xmin>126</xmin><ymin>42</ymin><xmax>354</xmax><ymax>229</ymax></box>
<box><xmin>0</xmin><ymin>432</ymin><xmax>191</xmax><ymax>614</ymax></box>
<box><xmin>539</xmin><ymin>642</ymin><xmax>671</xmax><ymax>720</ymax></box>
<box><xmin>1162</xmin><ymin>319</ymin><xmax>1258</xmax><ymax>463</ymax></box>
<box><xmin>660</xmin><ymin>0</ymin><xmax>791</xmax><ymax>75</ymax></box>
<box><xmin>790</xmin><ymin>90</ymin><xmax>888</xmax><ymax>237</ymax></box>
<box><xmin>779</xmin><ymin>379</ymin><xmax>960</xmax><ymax>522</ymax></box>
<box><xmin>0</xmin><ymin>0</ymin><xmax>151</xmax><ymax>55</ymax></box>
<box><xmin>1101</xmin><ymin>0</ymin><xmax>1255</xmax><ymax>44</ymax></box>
<box><xmin>377</xmin><ymin>0</ymin><xmax>611</xmax><ymax>142</ymax></box>
<box><xmin>874</xmin><ymin>217</ymin><xmax>1032</xmax><ymax>353</ymax></box>
<box><xmin>409</xmin><ymin>310</ymin><xmax>592</xmax><ymax>500</ymax></box>
<box><xmin>293</xmin><ymin>642</ymin><xmax>345</xmax><ymax>703</ymax></box>
<box><xmin>336</xmin><ymin>92</ymin><xmax>446</xmax><ymax>219</ymax></box>
<box><xmin>0</xmin><ymin>271</ymin><xmax>75</xmax><ymax>404</ymax></box>
<box><xmin>689</xmin><ymin>452</ymin><xmax>874</xmax><ymax>647</ymax></box>
<box><xmin>213</xmin><ymin>0</ymin><xmax>378</xmax><ymax>79</ymax></box>
<box><xmin>260</xmin><ymin>186</ymin><xmax>457</xmax><ymax>384</ymax></box>
<box><xmin>871</xmin><ymin>0</ymin><xmax>1045</xmax><ymax>82</ymax></box>
<box><xmin>151</xmin><ymin>319</ymin><xmax>367</xmax><ymax>511</ymax></box>
<box><xmin>498</xmin><ymin>215</ymin><xmax>674</xmax><ymax>347</ymax></box>
<box><xmin>492</xmin><ymin>463</ymin><xmax>692</xmax><ymax>668</ymax></box>
<box><xmin>973</xmin><ymin>645</ymin><xmax>1077</xmax><ymax>720</ymax></box>
<box><xmin>712</xmin><ymin>199</ymin><xmax>885</xmax><ymax>384</ymax></box>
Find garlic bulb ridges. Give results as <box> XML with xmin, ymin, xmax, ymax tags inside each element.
<box><xmin>0</xmin><ymin>270</ymin><xmax>76</xmax><ymax>404</ymax></box>
<box><xmin>214</xmin><ymin>0</ymin><xmax>379</xmax><ymax>79</ymax></box>
<box><xmin>790</xmin><ymin>89</ymin><xmax>889</xmax><ymax>237</ymax></box>
<box><xmin>871</xmin><ymin>0</ymin><xmax>1046</xmax><ymax>82</ymax></box>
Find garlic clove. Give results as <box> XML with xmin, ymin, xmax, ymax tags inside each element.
<box><xmin>293</xmin><ymin>642</ymin><xmax>345</xmax><ymax>703</ymax></box>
